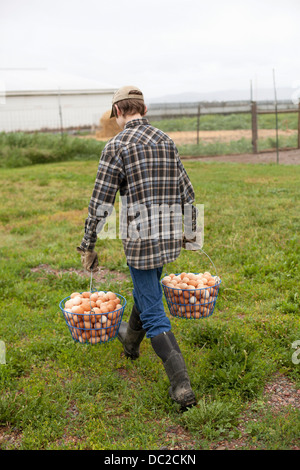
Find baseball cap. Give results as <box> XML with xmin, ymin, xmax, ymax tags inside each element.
<box><xmin>110</xmin><ymin>85</ymin><xmax>144</xmax><ymax>118</ymax></box>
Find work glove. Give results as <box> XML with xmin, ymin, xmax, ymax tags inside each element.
<box><xmin>76</xmin><ymin>247</ymin><xmax>99</xmax><ymax>272</ymax></box>
<box><xmin>182</xmin><ymin>226</ymin><xmax>203</xmax><ymax>251</ymax></box>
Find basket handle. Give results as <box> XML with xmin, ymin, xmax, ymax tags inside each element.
<box><xmin>196</xmin><ymin>248</ymin><xmax>219</xmax><ymax>279</ymax></box>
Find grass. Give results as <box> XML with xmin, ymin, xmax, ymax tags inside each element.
<box><xmin>0</xmin><ymin>132</ymin><xmax>106</xmax><ymax>169</ymax></box>
<box><xmin>150</xmin><ymin>112</ymin><xmax>299</xmax><ymax>132</ymax></box>
<box><xmin>1</xmin><ymin>111</ymin><xmax>299</xmax><ymax>169</ymax></box>
<box><xmin>0</xmin><ymin>158</ymin><xmax>299</xmax><ymax>450</ymax></box>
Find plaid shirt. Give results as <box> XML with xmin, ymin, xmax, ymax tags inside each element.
<box><xmin>80</xmin><ymin>118</ymin><xmax>195</xmax><ymax>270</ymax></box>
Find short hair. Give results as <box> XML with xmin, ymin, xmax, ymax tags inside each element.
<box><xmin>113</xmin><ymin>90</ymin><xmax>146</xmax><ymax>118</ymax></box>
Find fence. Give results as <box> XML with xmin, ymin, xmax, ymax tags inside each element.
<box><xmin>147</xmin><ymin>99</ymin><xmax>300</xmax><ymax>156</ymax></box>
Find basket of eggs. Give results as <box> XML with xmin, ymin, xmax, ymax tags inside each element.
<box><xmin>59</xmin><ymin>290</ymin><xmax>126</xmax><ymax>344</ymax></box>
<box><xmin>161</xmin><ymin>270</ymin><xmax>221</xmax><ymax>320</ymax></box>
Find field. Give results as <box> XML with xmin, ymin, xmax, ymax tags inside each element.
<box><xmin>0</xmin><ymin>135</ymin><xmax>299</xmax><ymax>450</ymax></box>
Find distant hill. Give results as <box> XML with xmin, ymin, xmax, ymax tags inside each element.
<box><xmin>148</xmin><ymin>87</ymin><xmax>296</xmax><ymax>103</ymax></box>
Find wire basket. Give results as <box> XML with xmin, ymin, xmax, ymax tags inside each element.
<box><xmin>161</xmin><ymin>250</ymin><xmax>221</xmax><ymax>320</ymax></box>
<box><xmin>59</xmin><ymin>290</ymin><xmax>126</xmax><ymax>345</ymax></box>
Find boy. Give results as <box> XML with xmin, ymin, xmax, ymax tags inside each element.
<box><xmin>77</xmin><ymin>86</ymin><xmax>199</xmax><ymax>408</ymax></box>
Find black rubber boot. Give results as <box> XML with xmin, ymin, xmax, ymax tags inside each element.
<box><xmin>117</xmin><ymin>304</ymin><xmax>146</xmax><ymax>360</ymax></box>
<box><xmin>151</xmin><ymin>331</ymin><xmax>197</xmax><ymax>409</ymax></box>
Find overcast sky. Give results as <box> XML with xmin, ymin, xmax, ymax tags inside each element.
<box><xmin>1</xmin><ymin>0</ymin><xmax>300</xmax><ymax>100</ymax></box>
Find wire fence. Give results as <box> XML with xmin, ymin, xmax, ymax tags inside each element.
<box><xmin>146</xmin><ymin>100</ymin><xmax>300</xmax><ymax>156</ymax></box>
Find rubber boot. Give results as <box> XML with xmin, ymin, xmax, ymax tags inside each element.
<box><xmin>117</xmin><ymin>304</ymin><xmax>146</xmax><ymax>360</ymax></box>
<box><xmin>151</xmin><ymin>331</ymin><xmax>197</xmax><ymax>409</ymax></box>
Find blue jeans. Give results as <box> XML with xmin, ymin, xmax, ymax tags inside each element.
<box><xmin>128</xmin><ymin>265</ymin><xmax>171</xmax><ymax>338</ymax></box>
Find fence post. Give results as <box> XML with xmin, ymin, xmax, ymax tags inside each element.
<box><xmin>298</xmin><ymin>101</ymin><xmax>300</xmax><ymax>149</ymax></box>
<box><xmin>251</xmin><ymin>101</ymin><xmax>258</xmax><ymax>153</ymax></box>
<box><xmin>196</xmin><ymin>103</ymin><xmax>200</xmax><ymax>145</ymax></box>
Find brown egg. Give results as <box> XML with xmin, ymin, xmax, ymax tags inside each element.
<box><xmin>100</xmin><ymin>303</ymin><xmax>109</xmax><ymax>314</ymax></box>
<box><xmin>106</xmin><ymin>301</ymin><xmax>116</xmax><ymax>312</ymax></box>
<box><xmin>70</xmin><ymin>292</ymin><xmax>81</xmax><ymax>299</ymax></box>
<box><xmin>64</xmin><ymin>299</ymin><xmax>73</xmax><ymax>309</ymax></box>
<box><xmin>72</xmin><ymin>305</ymin><xmax>85</xmax><ymax>314</ymax></box>
<box><xmin>72</xmin><ymin>296</ymin><xmax>82</xmax><ymax>306</ymax></box>
<box><xmin>90</xmin><ymin>293</ymin><xmax>98</xmax><ymax>302</ymax></box>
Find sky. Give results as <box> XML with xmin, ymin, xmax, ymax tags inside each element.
<box><xmin>1</xmin><ymin>0</ymin><xmax>300</xmax><ymax>101</ymax></box>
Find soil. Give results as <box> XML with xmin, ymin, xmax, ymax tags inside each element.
<box><xmin>163</xmin><ymin>373</ymin><xmax>300</xmax><ymax>451</ymax></box>
<box><xmin>30</xmin><ymin>263</ymin><xmax>128</xmax><ymax>284</ymax></box>
<box><xmin>168</xmin><ymin>129</ymin><xmax>297</xmax><ymax>145</ymax></box>
<box><xmin>181</xmin><ymin>148</ymin><xmax>300</xmax><ymax>165</ymax></box>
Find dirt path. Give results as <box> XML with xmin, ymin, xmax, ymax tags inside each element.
<box><xmin>167</xmin><ymin>129</ymin><xmax>297</xmax><ymax>145</ymax></box>
<box><xmin>181</xmin><ymin>148</ymin><xmax>300</xmax><ymax>165</ymax></box>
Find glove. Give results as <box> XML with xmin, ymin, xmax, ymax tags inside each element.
<box><xmin>77</xmin><ymin>247</ymin><xmax>99</xmax><ymax>272</ymax></box>
<box><xmin>182</xmin><ymin>226</ymin><xmax>203</xmax><ymax>251</ymax></box>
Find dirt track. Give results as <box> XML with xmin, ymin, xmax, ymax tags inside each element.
<box><xmin>167</xmin><ymin>129</ymin><xmax>297</xmax><ymax>145</ymax></box>
<box><xmin>181</xmin><ymin>148</ymin><xmax>300</xmax><ymax>165</ymax></box>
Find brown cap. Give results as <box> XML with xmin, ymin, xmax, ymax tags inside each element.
<box><xmin>110</xmin><ymin>85</ymin><xmax>144</xmax><ymax>118</ymax></box>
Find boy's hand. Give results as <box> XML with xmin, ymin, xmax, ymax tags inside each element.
<box><xmin>76</xmin><ymin>247</ymin><xmax>99</xmax><ymax>272</ymax></box>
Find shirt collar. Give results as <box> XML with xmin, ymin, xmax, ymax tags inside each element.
<box><xmin>124</xmin><ymin>117</ymin><xmax>149</xmax><ymax>129</ymax></box>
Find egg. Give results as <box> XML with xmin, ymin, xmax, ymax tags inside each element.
<box><xmin>201</xmin><ymin>289</ymin><xmax>210</xmax><ymax>300</ymax></box>
<box><xmin>100</xmin><ymin>303</ymin><xmax>109</xmax><ymax>314</ymax></box>
<box><xmin>70</xmin><ymin>292</ymin><xmax>81</xmax><ymax>299</ymax></box>
<box><xmin>71</xmin><ymin>305</ymin><xmax>84</xmax><ymax>314</ymax></box>
<box><xmin>106</xmin><ymin>301</ymin><xmax>116</xmax><ymax>312</ymax></box>
<box><xmin>72</xmin><ymin>296</ymin><xmax>82</xmax><ymax>306</ymax></box>
<box><xmin>90</xmin><ymin>293</ymin><xmax>98</xmax><ymax>302</ymax></box>
<box><xmin>64</xmin><ymin>299</ymin><xmax>73</xmax><ymax>309</ymax></box>
<box><xmin>89</xmin><ymin>336</ymin><xmax>100</xmax><ymax>344</ymax></box>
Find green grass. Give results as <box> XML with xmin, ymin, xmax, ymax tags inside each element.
<box><xmin>150</xmin><ymin>112</ymin><xmax>299</xmax><ymax>132</ymax></box>
<box><xmin>0</xmin><ymin>159</ymin><xmax>299</xmax><ymax>450</ymax></box>
<box><xmin>0</xmin><ymin>132</ymin><xmax>106</xmax><ymax>169</ymax></box>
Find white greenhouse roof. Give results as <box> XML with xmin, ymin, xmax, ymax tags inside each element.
<box><xmin>0</xmin><ymin>68</ymin><xmax>117</xmax><ymax>94</ymax></box>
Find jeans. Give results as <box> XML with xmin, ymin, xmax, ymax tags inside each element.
<box><xmin>128</xmin><ymin>265</ymin><xmax>171</xmax><ymax>338</ymax></box>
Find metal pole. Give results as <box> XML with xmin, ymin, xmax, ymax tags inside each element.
<box><xmin>57</xmin><ymin>87</ymin><xmax>64</xmax><ymax>136</ymax></box>
<box><xmin>273</xmin><ymin>69</ymin><xmax>279</xmax><ymax>164</ymax></box>
<box><xmin>251</xmin><ymin>101</ymin><xmax>258</xmax><ymax>154</ymax></box>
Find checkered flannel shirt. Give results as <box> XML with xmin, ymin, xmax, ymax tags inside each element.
<box><xmin>79</xmin><ymin>118</ymin><xmax>196</xmax><ymax>270</ymax></box>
